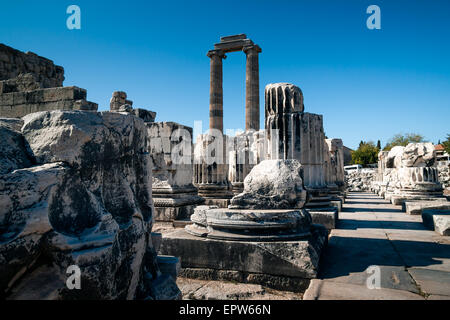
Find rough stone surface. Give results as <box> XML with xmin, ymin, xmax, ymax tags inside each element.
<box><xmin>148</xmin><ymin>121</ymin><xmax>203</xmax><ymax>221</ymax></box>
<box><xmin>404</xmin><ymin>201</ymin><xmax>450</xmax><ymax>215</ymax></box>
<box><xmin>401</xmin><ymin>142</ymin><xmax>436</xmax><ymax>167</ymax></box>
<box><xmin>159</xmin><ymin>225</ymin><xmax>328</xmax><ymax>291</ymax></box>
<box><xmin>0</xmin><ymin>86</ymin><xmax>98</xmax><ymax>118</ymax></box>
<box><xmin>177</xmin><ymin>277</ymin><xmax>302</xmax><ymax>300</ymax></box>
<box><xmin>0</xmin><ymin>44</ymin><xmax>64</xmax><ymax>88</ymax></box>
<box><xmin>229</xmin><ymin>159</ymin><xmax>307</xmax><ymax>209</ymax></box>
<box><xmin>0</xmin><ymin>110</ymin><xmax>180</xmax><ymax>300</ymax></box>
<box><xmin>422</xmin><ymin>209</ymin><xmax>450</xmax><ymax>236</ymax></box>
<box><xmin>438</xmin><ymin>165</ymin><xmax>450</xmax><ymax>189</ymax></box>
<box><xmin>0</xmin><ymin>118</ymin><xmax>34</xmax><ymax>174</ymax></box>
<box><xmin>345</xmin><ymin>169</ymin><xmax>377</xmax><ymax>192</ymax></box>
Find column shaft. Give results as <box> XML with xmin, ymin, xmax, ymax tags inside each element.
<box><xmin>245</xmin><ymin>46</ymin><xmax>261</xmax><ymax>131</ymax></box>
<box><xmin>208</xmin><ymin>50</ymin><xmax>225</xmax><ymax>133</ymax></box>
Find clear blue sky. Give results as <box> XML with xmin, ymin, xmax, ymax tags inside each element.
<box><xmin>1</xmin><ymin>0</ymin><xmax>449</xmax><ymax>149</ymax></box>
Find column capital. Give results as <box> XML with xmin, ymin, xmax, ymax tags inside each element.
<box><xmin>207</xmin><ymin>49</ymin><xmax>227</xmax><ymax>59</ymax></box>
<box><xmin>243</xmin><ymin>45</ymin><xmax>262</xmax><ymax>54</ymax></box>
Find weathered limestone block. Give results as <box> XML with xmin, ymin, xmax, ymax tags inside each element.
<box><xmin>0</xmin><ymin>86</ymin><xmax>98</xmax><ymax>118</ymax></box>
<box><xmin>160</xmin><ymin>224</ymin><xmax>328</xmax><ymax>291</ymax></box>
<box><xmin>0</xmin><ymin>73</ymin><xmax>42</xmax><ymax>93</ymax></box>
<box><xmin>325</xmin><ymin>138</ymin><xmax>345</xmax><ymax>192</ymax></box>
<box><xmin>109</xmin><ymin>91</ymin><xmax>132</xmax><ymax>111</ymax></box>
<box><xmin>404</xmin><ymin>201</ymin><xmax>450</xmax><ymax>215</ymax></box>
<box><xmin>147</xmin><ymin>121</ymin><xmax>203</xmax><ymax>221</ymax></box>
<box><xmin>228</xmin><ymin>130</ymin><xmax>265</xmax><ymax>195</ymax></box>
<box><xmin>1</xmin><ymin>110</ymin><xmax>181</xmax><ymax>300</ymax></box>
<box><xmin>0</xmin><ymin>163</ymin><xmax>67</xmax><ymax>295</ymax></box>
<box><xmin>306</xmin><ymin>207</ymin><xmax>339</xmax><ymax>230</ymax></box>
<box><xmin>0</xmin><ymin>44</ymin><xmax>64</xmax><ymax>88</ymax></box>
<box><xmin>229</xmin><ymin>159</ymin><xmax>307</xmax><ymax>210</ymax></box>
<box><xmin>422</xmin><ymin>209</ymin><xmax>450</xmax><ymax>236</ymax></box>
<box><xmin>109</xmin><ymin>91</ymin><xmax>156</xmax><ymax>123</ymax></box>
<box><xmin>0</xmin><ymin>118</ymin><xmax>34</xmax><ymax>174</ymax></box>
<box><xmin>401</xmin><ymin>142</ymin><xmax>436</xmax><ymax>167</ymax></box>
<box><xmin>193</xmin><ymin>133</ymin><xmax>233</xmax><ymax>207</ymax></box>
<box><xmin>437</xmin><ymin>165</ymin><xmax>450</xmax><ymax>189</ymax></box>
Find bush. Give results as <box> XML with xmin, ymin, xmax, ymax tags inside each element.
<box><xmin>351</xmin><ymin>141</ymin><xmax>379</xmax><ymax>166</ymax></box>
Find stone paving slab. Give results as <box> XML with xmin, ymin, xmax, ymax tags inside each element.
<box><xmin>307</xmin><ymin>192</ymin><xmax>450</xmax><ymax>300</ymax></box>
<box><xmin>408</xmin><ymin>267</ymin><xmax>450</xmax><ymax>297</ymax></box>
<box><xmin>303</xmin><ymin>279</ymin><xmax>424</xmax><ymax>300</ymax></box>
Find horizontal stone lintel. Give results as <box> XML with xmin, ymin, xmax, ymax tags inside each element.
<box><xmin>220</xmin><ymin>34</ymin><xmax>247</xmax><ymax>42</ymax></box>
<box><xmin>214</xmin><ymin>39</ymin><xmax>254</xmax><ymax>53</ymax></box>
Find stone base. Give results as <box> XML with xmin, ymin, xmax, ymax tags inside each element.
<box><xmin>305</xmin><ymin>188</ymin><xmax>332</xmax><ymax>208</ymax></box>
<box><xmin>179</xmin><ymin>268</ymin><xmax>311</xmax><ymax>293</ymax></box>
<box><xmin>422</xmin><ymin>210</ymin><xmax>450</xmax><ymax>236</ymax></box>
<box><xmin>231</xmin><ymin>182</ymin><xmax>244</xmax><ymax>195</ymax></box>
<box><xmin>159</xmin><ymin>225</ymin><xmax>328</xmax><ymax>292</ymax></box>
<box><xmin>403</xmin><ymin>201</ymin><xmax>450</xmax><ymax>215</ymax></box>
<box><xmin>202</xmin><ymin>198</ymin><xmax>231</xmax><ymax>208</ymax></box>
<box><xmin>306</xmin><ymin>207</ymin><xmax>339</xmax><ymax>230</ymax></box>
<box><xmin>391</xmin><ymin>193</ymin><xmax>445</xmax><ymax>206</ymax></box>
<box><xmin>153</xmin><ymin>193</ymin><xmax>204</xmax><ymax>222</ymax></box>
<box><xmin>154</xmin><ymin>205</ymin><xmax>196</xmax><ymax>222</ymax></box>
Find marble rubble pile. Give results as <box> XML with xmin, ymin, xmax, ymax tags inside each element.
<box><xmin>346</xmin><ymin>169</ymin><xmax>377</xmax><ymax>192</ymax></box>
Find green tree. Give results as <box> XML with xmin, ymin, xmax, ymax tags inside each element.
<box><xmin>383</xmin><ymin>133</ymin><xmax>425</xmax><ymax>151</ymax></box>
<box><xmin>351</xmin><ymin>141</ymin><xmax>380</xmax><ymax>166</ymax></box>
<box><xmin>442</xmin><ymin>134</ymin><xmax>450</xmax><ymax>155</ymax></box>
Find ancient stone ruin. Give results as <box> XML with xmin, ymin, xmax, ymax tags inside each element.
<box><xmin>3</xmin><ymin>32</ymin><xmax>448</xmax><ymax>302</ymax></box>
<box><xmin>0</xmin><ymin>45</ymin><xmax>181</xmax><ymax>300</ymax></box>
<box><xmin>161</xmin><ymin>159</ymin><xmax>328</xmax><ymax>292</ymax></box>
<box><xmin>0</xmin><ymin>44</ymin><xmax>97</xmax><ymax>118</ymax></box>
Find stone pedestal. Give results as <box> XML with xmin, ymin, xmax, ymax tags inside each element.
<box><xmin>160</xmin><ymin>159</ymin><xmax>328</xmax><ymax>292</ymax></box>
<box><xmin>228</xmin><ymin>130</ymin><xmax>265</xmax><ymax>195</ymax></box>
<box><xmin>265</xmin><ymin>83</ymin><xmax>336</xmax><ymax>223</ymax></box>
<box><xmin>193</xmin><ymin>133</ymin><xmax>233</xmax><ymax>207</ymax></box>
<box><xmin>381</xmin><ymin>143</ymin><xmax>445</xmax><ymax>205</ymax></box>
<box><xmin>390</xmin><ymin>167</ymin><xmax>444</xmax><ymax>205</ymax></box>
<box><xmin>148</xmin><ymin>122</ymin><xmax>203</xmax><ymax>221</ymax></box>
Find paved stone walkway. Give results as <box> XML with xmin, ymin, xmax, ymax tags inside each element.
<box><xmin>304</xmin><ymin>192</ymin><xmax>450</xmax><ymax>300</ymax></box>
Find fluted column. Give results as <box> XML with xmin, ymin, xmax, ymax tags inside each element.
<box><xmin>244</xmin><ymin>45</ymin><xmax>262</xmax><ymax>131</ymax></box>
<box><xmin>207</xmin><ymin>50</ymin><xmax>226</xmax><ymax>133</ymax></box>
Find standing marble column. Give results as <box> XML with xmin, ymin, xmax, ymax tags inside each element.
<box><xmin>207</xmin><ymin>49</ymin><xmax>226</xmax><ymax>133</ymax></box>
<box><xmin>244</xmin><ymin>45</ymin><xmax>262</xmax><ymax>131</ymax></box>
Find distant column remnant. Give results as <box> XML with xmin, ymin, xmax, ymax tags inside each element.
<box><xmin>244</xmin><ymin>45</ymin><xmax>261</xmax><ymax>131</ymax></box>
<box><xmin>207</xmin><ymin>34</ymin><xmax>262</xmax><ymax>132</ymax></box>
<box><xmin>264</xmin><ymin>82</ymin><xmax>340</xmax><ymax>227</ymax></box>
<box><xmin>207</xmin><ymin>50</ymin><xmax>226</xmax><ymax>133</ymax></box>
